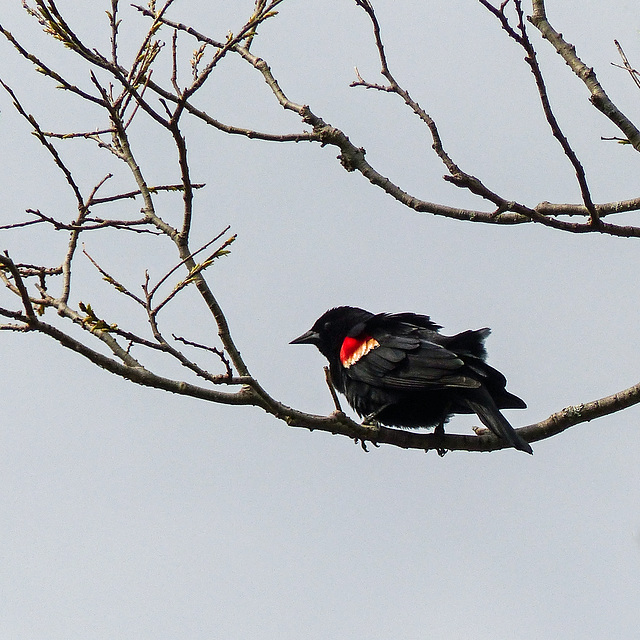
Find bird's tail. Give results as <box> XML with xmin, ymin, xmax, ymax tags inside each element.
<box><xmin>465</xmin><ymin>389</ymin><xmax>533</xmax><ymax>454</ymax></box>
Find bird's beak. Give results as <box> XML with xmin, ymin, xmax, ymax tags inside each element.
<box><xmin>290</xmin><ymin>329</ymin><xmax>320</xmax><ymax>345</ymax></box>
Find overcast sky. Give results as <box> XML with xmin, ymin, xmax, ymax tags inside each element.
<box><xmin>2</xmin><ymin>1</ymin><xmax>640</xmax><ymax>638</ymax></box>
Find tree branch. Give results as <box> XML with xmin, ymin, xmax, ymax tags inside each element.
<box><xmin>529</xmin><ymin>0</ymin><xmax>640</xmax><ymax>151</ymax></box>
<box><xmin>491</xmin><ymin>1</ymin><xmax>599</xmax><ymax>226</ymax></box>
<box><xmin>1</xmin><ymin>0</ymin><xmax>639</xmax><ymax>458</ymax></box>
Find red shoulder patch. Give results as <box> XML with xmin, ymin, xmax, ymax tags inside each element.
<box><xmin>340</xmin><ymin>335</ymin><xmax>380</xmax><ymax>368</ymax></box>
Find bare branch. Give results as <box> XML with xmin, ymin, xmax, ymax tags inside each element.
<box><xmin>108</xmin><ymin>0</ymin><xmax>120</xmax><ymax>65</ymax></box>
<box><xmin>324</xmin><ymin>366</ymin><xmax>343</xmax><ymax>413</ymax></box>
<box><xmin>0</xmin><ymin>253</ymin><xmax>36</xmax><ymax>321</ymax></box>
<box><xmin>82</xmin><ymin>246</ymin><xmax>145</xmax><ymax>306</ymax></box>
<box><xmin>151</xmin><ymin>234</ymin><xmax>236</xmax><ymax>317</ymax></box>
<box><xmin>0</xmin><ymin>17</ymin><xmax>106</xmax><ymax>106</ymax></box>
<box><xmin>529</xmin><ymin>0</ymin><xmax>640</xmax><ymax>151</ymax></box>
<box><xmin>0</xmin><ymin>80</ymin><xmax>84</xmax><ymax>208</ymax></box>
<box><xmin>172</xmin><ymin>334</ymin><xmax>234</xmax><ymax>379</ymax></box>
<box><xmin>19</xmin><ymin>312</ymin><xmax>250</xmax><ymax>404</ymax></box>
<box><xmin>22</xmin><ymin>209</ymin><xmax>159</xmax><ymax>234</ymax></box>
<box><xmin>146</xmin><ymin>227</ymin><xmax>232</xmax><ymax>301</ymax></box>
<box><xmin>613</xmin><ymin>40</ymin><xmax>640</xmax><ymax>93</ymax></box>
<box><xmin>479</xmin><ymin>1</ymin><xmax>598</xmax><ymax>225</ymax></box>
<box><xmin>132</xmin><ymin>5</ymin><xmax>319</xmax><ymax>142</ymax></box>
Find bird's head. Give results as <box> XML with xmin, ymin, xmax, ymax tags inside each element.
<box><xmin>290</xmin><ymin>306</ymin><xmax>374</xmax><ymax>362</ymax></box>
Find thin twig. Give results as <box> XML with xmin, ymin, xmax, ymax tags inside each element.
<box><xmin>613</xmin><ymin>40</ymin><xmax>640</xmax><ymax>92</ymax></box>
<box><xmin>173</xmin><ymin>334</ymin><xmax>234</xmax><ymax>378</ymax></box>
<box><xmin>82</xmin><ymin>245</ymin><xmax>145</xmax><ymax>306</ymax></box>
<box><xmin>108</xmin><ymin>0</ymin><xmax>120</xmax><ymax>65</ymax></box>
<box><xmin>324</xmin><ymin>366</ymin><xmax>343</xmax><ymax>412</ymax></box>
<box><xmin>147</xmin><ymin>227</ymin><xmax>231</xmax><ymax>300</ymax></box>
<box><xmin>151</xmin><ymin>234</ymin><xmax>236</xmax><ymax>317</ymax></box>
<box><xmin>0</xmin><ymin>253</ymin><xmax>36</xmax><ymax>320</ymax></box>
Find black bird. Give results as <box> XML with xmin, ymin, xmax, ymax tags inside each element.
<box><xmin>291</xmin><ymin>306</ymin><xmax>531</xmax><ymax>454</ymax></box>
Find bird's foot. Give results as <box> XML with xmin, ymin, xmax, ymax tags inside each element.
<box><xmin>362</xmin><ymin>413</ymin><xmax>381</xmax><ymax>426</ymax></box>
<box><xmin>433</xmin><ymin>421</ymin><xmax>447</xmax><ymax>457</ymax></box>
<box><xmin>362</xmin><ymin>403</ymin><xmax>392</xmax><ymax>426</ymax></box>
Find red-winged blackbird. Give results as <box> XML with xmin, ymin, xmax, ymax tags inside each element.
<box><xmin>291</xmin><ymin>306</ymin><xmax>532</xmax><ymax>454</ymax></box>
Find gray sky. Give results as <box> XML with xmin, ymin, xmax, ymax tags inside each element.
<box><xmin>2</xmin><ymin>1</ymin><xmax>640</xmax><ymax>638</ymax></box>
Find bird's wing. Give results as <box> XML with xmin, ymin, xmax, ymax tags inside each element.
<box><xmin>344</xmin><ymin>328</ymin><xmax>482</xmax><ymax>390</ymax></box>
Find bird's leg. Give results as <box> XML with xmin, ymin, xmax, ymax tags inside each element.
<box><xmin>362</xmin><ymin>403</ymin><xmax>392</xmax><ymax>426</ymax></box>
<box><xmin>434</xmin><ymin>420</ymin><xmax>447</xmax><ymax>457</ymax></box>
